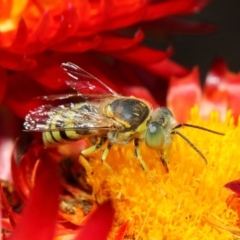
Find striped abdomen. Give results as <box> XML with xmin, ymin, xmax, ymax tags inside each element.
<box><xmin>43</xmin><ymin>103</ymin><xmax>104</xmax><ymax>146</ymax></box>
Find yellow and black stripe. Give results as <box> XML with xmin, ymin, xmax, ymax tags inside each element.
<box><xmin>43</xmin><ymin>103</ymin><xmax>98</xmax><ymax>146</ymax></box>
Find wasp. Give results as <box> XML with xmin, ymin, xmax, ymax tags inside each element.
<box><xmin>24</xmin><ymin>62</ymin><xmax>224</xmax><ymax>171</ymax></box>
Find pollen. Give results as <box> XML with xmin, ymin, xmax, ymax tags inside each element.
<box><xmin>81</xmin><ymin>106</ymin><xmax>240</xmax><ymax>239</ymax></box>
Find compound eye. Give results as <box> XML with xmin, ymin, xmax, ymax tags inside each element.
<box><xmin>145</xmin><ymin>122</ymin><xmax>164</xmax><ymax>149</ymax></box>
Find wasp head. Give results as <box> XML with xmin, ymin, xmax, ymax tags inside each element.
<box><xmin>145</xmin><ymin>107</ymin><xmax>177</xmax><ymax>149</ymax></box>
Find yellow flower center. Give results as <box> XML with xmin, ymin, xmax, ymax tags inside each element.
<box><xmin>81</xmin><ymin>106</ymin><xmax>240</xmax><ymax>239</ymax></box>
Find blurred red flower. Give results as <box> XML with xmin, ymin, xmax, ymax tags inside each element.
<box><xmin>167</xmin><ymin>58</ymin><xmax>240</xmax><ymax>123</ymax></box>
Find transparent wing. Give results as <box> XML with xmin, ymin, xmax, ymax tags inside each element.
<box><xmin>24</xmin><ymin>102</ymin><xmax>119</xmax><ymax>132</ymax></box>
<box><xmin>37</xmin><ymin>93</ymin><xmax>116</xmax><ymax>102</ymax></box>
<box><xmin>61</xmin><ymin>62</ymin><xmax>118</xmax><ymax>96</ymax></box>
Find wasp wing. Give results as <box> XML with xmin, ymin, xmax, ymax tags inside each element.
<box><xmin>61</xmin><ymin>62</ymin><xmax>118</xmax><ymax>96</ymax></box>
<box><xmin>36</xmin><ymin>93</ymin><xmax>117</xmax><ymax>102</ymax></box>
<box><xmin>24</xmin><ymin>102</ymin><xmax>119</xmax><ymax>133</ymax></box>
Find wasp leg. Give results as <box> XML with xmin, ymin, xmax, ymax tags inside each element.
<box><xmin>81</xmin><ymin>137</ymin><xmax>112</xmax><ymax>170</ymax></box>
<box><xmin>161</xmin><ymin>148</ymin><xmax>170</xmax><ymax>173</ymax></box>
<box><xmin>81</xmin><ymin>136</ymin><xmax>107</xmax><ymax>157</ymax></box>
<box><xmin>79</xmin><ymin>154</ymin><xmax>93</xmax><ymax>177</ymax></box>
<box><xmin>100</xmin><ymin>143</ymin><xmax>113</xmax><ymax>171</ymax></box>
<box><xmin>160</xmin><ymin>157</ymin><xmax>169</xmax><ymax>173</ymax></box>
<box><xmin>134</xmin><ymin>139</ymin><xmax>148</xmax><ymax>171</ymax></box>
<box><xmin>101</xmin><ymin>142</ymin><xmax>111</xmax><ymax>161</ymax></box>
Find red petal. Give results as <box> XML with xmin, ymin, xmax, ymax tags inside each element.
<box><xmin>102</xmin><ymin>1</ymin><xmax>147</xmax><ymax>30</ymax></box>
<box><xmin>10</xmin><ymin>158</ymin><xmax>61</xmax><ymax>240</ymax></box>
<box><xmin>0</xmin><ymin>183</ymin><xmax>19</xmax><ymax>228</ymax></box>
<box><xmin>9</xmin><ymin>20</ymin><xmax>29</xmax><ymax>52</ymax></box>
<box><xmin>225</xmin><ymin>180</ymin><xmax>240</xmax><ymax>195</ymax></box>
<box><xmin>144</xmin><ymin>0</ymin><xmax>210</xmax><ymax>21</ymax></box>
<box><xmin>4</xmin><ymin>73</ymin><xmax>46</xmax><ymax>118</ymax></box>
<box><xmin>11</xmin><ymin>141</ymin><xmax>43</xmax><ymax>201</ymax></box>
<box><xmin>115</xmin><ymin>220</ymin><xmax>131</xmax><ymax>240</ymax></box>
<box><xmin>96</xmin><ymin>30</ymin><xmax>144</xmax><ymax>52</ymax></box>
<box><xmin>0</xmin><ymin>67</ymin><xmax>7</xmax><ymax>103</ymax></box>
<box><xmin>0</xmin><ymin>30</ymin><xmax>17</xmax><ymax>48</ymax></box>
<box><xmin>56</xmin><ymin>221</ymin><xmax>79</xmax><ymax>238</ymax></box>
<box><xmin>0</xmin><ymin>51</ymin><xmax>36</xmax><ymax>70</ymax></box>
<box><xmin>25</xmin><ymin>55</ymin><xmax>68</xmax><ymax>90</ymax></box>
<box><xmin>1</xmin><ymin>219</ymin><xmax>13</xmax><ymax>231</ymax></box>
<box><xmin>30</xmin><ymin>12</ymin><xmax>60</xmax><ymax>45</ymax></box>
<box><xmin>11</xmin><ymin>153</ymin><xmax>29</xmax><ymax>202</ymax></box>
<box><xmin>75</xmin><ymin>201</ymin><xmax>114</xmax><ymax>240</ymax></box>
<box><xmin>38</xmin><ymin>7</ymin><xmax>79</xmax><ymax>44</ymax></box>
<box><xmin>167</xmin><ymin>67</ymin><xmax>201</xmax><ymax>122</ymax></box>
<box><xmin>142</xmin><ymin>18</ymin><xmax>216</xmax><ymax>35</ymax></box>
<box><xmin>206</xmin><ymin>58</ymin><xmax>228</xmax><ymax>78</ymax></box>
<box><xmin>108</xmin><ymin>45</ymin><xmax>173</xmax><ymax>65</ymax></box>
<box><xmin>201</xmin><ymin>58</ymin><xmax>229</xmax><ymax>120</ymax></box>
<box><xmin>50</xmin><ymin>36</ymin><xmax>101</xmax><ymax>52</ymax></box>
<box><xmin>144</xmin><ymin>58</ymin><xmax>190</xmax><ymax>79</ymax></box>
<box><xmin>223</xmin><ymin>72</ymin><xmax>240</xmax><ymax>123</ymax></box>
<box><xmin>0</xmin><ymin>106</ymin><xmax>20</xmax><ymax>181</ymax></box>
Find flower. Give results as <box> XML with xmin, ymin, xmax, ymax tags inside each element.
<box><xmin>1</xmin><ymin>1</ymin><xmax>236</xmax><ymax>239</ymax></box>
<box><xmin>79</xmin><ymin>106</ymin><xmax>240</xmax><ymax>239</ymax></box>
<box><xmin>167</xmin><ymin>58</ymin><xmax>240</xmax><ymax>123</ymax></box>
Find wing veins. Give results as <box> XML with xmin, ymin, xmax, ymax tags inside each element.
<box><xmin>36</xmin><ymin>93</ymin><xmax>117</xmax><ymax>102</ymax></box>
<box><xmin>23</xmin><ymin>126</ymin><xmax>115</xmax><ymax>132</ymax></box>
<box><xmin>61</xmin><ymin>62</ymin><xmax>118</xmax><ymax>96</ymax></box>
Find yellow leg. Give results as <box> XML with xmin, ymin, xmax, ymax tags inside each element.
<box><xmin>81</xmin><ymin>136</ymin><xmax>105</xmax><ymax>156</ymax></box>
<box><xmin>101</xmin><ymin>143</ymin><xmax>112</xmax><ymax>171</ymax></box>
<box><xmin>79</xmin><ymin>154</ymin><xmax>93</xmax><ymax>175</ymax></box>
<box><xmin>80</xmin><ymin>137</ymin><xmax>112</xmax><ymax>171</ymax></box>
<box><xmin>134</xmin><ymin>139</ymin><xmax>148</xmax><ymax>171</ymax></box>
<box><xmin>101</xmin><ymin>143</ymin><xmax>111</xmax><ymax>161</ymax></box>
<box><xmin>79</xmin><ymin>137</ymin><xmax>106</xmax><ymax>174</ymax></box>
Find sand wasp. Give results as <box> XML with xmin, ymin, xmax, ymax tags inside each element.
<box><xmin>24</xmin><ymin>62</ymin><xmax>224</xmax><ymax>170</ymax></box>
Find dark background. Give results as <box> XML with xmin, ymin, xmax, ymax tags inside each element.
<box><xmin>171</xmin><ymin>0</ymin><xmax>240</xmax><ymax>81</ymax></box>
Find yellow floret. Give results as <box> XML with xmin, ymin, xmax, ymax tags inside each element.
<box><xmin>80</xmin><ymin>106</ymin><xmax>240</xmax><ymax>239</ymax></box>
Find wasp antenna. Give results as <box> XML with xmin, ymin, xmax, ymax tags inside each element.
<box><xmin>171</xmin><ymin>130</ymin><xmax>208</xmax><ymax>164</ymax></box>
<box><xmin>172</xmin><ymin>123</ymin><xmax>225</xmax><ymax>136</ymax></box>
